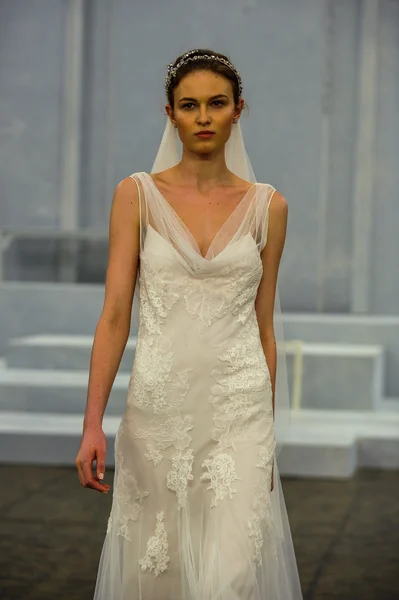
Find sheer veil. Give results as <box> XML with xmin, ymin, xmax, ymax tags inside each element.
<box><xmin>131</xmin><ymin>117</ymin><xmax>292</xmax><ymax>457</ymax></box>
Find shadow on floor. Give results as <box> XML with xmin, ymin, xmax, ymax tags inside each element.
<box><xmin>0</xmin><ymin>465</ymin><xmax>398</xmax><ymax>599</ymax></box>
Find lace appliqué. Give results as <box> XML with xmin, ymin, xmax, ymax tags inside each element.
<box><xmin>257</xmin><ymin>442</ymin><xmax>276</xmax><ymax>469</ymax></box>
<box><xmin>209</xmin><ymin>391</ymin><xmax>259</xmax><ymax>451</ymax></box>
<box><xmin>129</xmin><ymin>334</ymin><xmax>174</xmax><ymax>415</ymax></box>
<box><xmin>135</xmin><ymin>415</ymin><xmax>195</xmax><ymax>508</ymax></box>
<box><xmin>139</xmin><ymin>511</ymin><xmax>170</xmax><ymax>577</ymax></box>
<box><xmin>248</xmin><ymin>440</ymin><xmax>277</xmax><ymax>567</ymax></box>
<box><xmin>202</xmin><ymin>316</ymin><xmax>273</xmax><ymax>510</ymax></box>
<box><xmin>182</xmin><ymin>250</ymin><xmax>262</xmax><ymax>335</ymax></box>
<box><xmin>144</xmin><ymin>444</ymin><xmax>163</xmax><ymax>466</ymax></box>
<box><xmin>139</xmin><ymin>253</ymin><xmax>180</xmax><ymax>336</ymax></box>
<box><xmin>209</xmin><ymin>316</ymin><xmax>272</xmax><ymax>452</ymax></box>
<box><xmin>135</xmin><ymin>414</ymin><xmax>194</xmax><ymax>454</ymax></box>
<box><xmin>107</xmin><ymin>428</ymin><xmax>149</xmax><ymax>541</ymax></box>
<box><xmin>200</xmin><ymin>453</ymin><xmax>242</xmax><ymax>507</ymax></box>
<box><xmin>166</xmin><ymin>448</ymin><xmax>194</xmax><ymax>510</ymax></box>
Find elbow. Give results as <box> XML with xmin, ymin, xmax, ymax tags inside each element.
<box><xmin>99</xmin><ymin>308</ymin><xmax>131</xmax><ymax>337</ymax></box>
<box><xmin>259</xmin><ymin>327</ymin><xmax>276</xmax><ymax>345</ymax></box>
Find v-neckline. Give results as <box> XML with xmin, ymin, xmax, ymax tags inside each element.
<box><xmin>143</xmin><ymin>172</ymin><xmax>258</xmax><ymax>260</ymax></box>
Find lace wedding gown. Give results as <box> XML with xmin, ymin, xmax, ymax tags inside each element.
<box><xmin>93</xmin><ymin>172</ymin><xmax>303</xmax><ymax>600</ymax></box>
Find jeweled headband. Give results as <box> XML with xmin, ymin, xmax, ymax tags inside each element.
<box><xmin>165</xmin><ymin>49</ymin><xmax>243</xmax><ymax>97</ymax></box>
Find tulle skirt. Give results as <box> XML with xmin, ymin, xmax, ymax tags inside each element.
<box><xmin>93</xmin><ymin>431</ymin><xmax>303</xmax><ymax>600</ymax></box>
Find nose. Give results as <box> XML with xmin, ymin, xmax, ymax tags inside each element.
<box><xmin>197</xmin><ymin>106</ymin><xmax>211</xmax><ymax>125</ymax></box>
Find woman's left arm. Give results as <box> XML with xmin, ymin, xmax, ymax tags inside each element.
<box><xmin>255</xmin><ymin>190</ymin><xmax>288</xmax><ymax>418</ymax></box>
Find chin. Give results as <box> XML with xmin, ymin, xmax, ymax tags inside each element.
<box><xmin>197</xmin><ymin>144</ymin><xmax>219</xmax><ymax>154</ymax></box>
<box><xmin>186</xmin><ymin>141</ymin><xmax>215</xmax><ymax>153</ymax></box>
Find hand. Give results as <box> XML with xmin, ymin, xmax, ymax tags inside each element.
<box><xmin>270</xmin><ymin>462</ymin><xmax>274</xmax><ymax>493</ymax></box>
<box><xmin>75</xmin><ymin>426</ymin><xmax>110</xmax><ymax>494</ymax></box>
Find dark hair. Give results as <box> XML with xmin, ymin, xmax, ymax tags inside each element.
<box><xmin>166</xmin><ymin>48</ymin><xmax>242</xmax><ymax>109</ymax></box>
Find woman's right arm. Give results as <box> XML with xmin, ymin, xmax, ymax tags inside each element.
<box><xmin>75</xmin><ymin>176</ymin><xmax>140</xmax><ymax>493</ymax></box>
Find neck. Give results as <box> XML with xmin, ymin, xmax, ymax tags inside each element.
<box><xmin>174</xmin><ymin>147</ymin><xmax>234</xmax><ymax>191</ymax></box>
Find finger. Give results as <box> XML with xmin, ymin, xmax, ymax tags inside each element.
<box><xmin>81</xmin><ymin>458</ymin><xmax>110</xmax><ymax>493</ymax></box>
<box><xmin>86</xmin><ymin>478</ymin><xmax>110</xmax><ymax>493</ymax></box>
<box><xmin>81</xmin><ymin>456</ymin><xmax>95</xmax><ymax>487</ymax></box>
<box><xmin>82</xmin><ymin>466</ymin><xmax>110</xmax><ymax>493</ymax></box>
<box><xmin>93</xmin><ymin>473</ymin><xmax>111</xmax><ymax>490</ymax></box>
<box><xmin>96</xmin><ymin>448</ymin><xmax>106</xmax><ymax>481</ymax></box>
<box><xmin>76</xmin><ymin>460</ymin><xmax>84</xmax><ymax>487</ymax></box>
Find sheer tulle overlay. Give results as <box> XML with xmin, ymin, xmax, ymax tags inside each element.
<box><xmin>93</xmin><ymin>172</ymin><xmax>303</xmax><ymax>600</ymax></box>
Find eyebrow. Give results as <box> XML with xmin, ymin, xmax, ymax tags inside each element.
<box><xmin>178</xmin><ymin>94</ymin><xmax>229</xmax><ymax>103</ymax></box>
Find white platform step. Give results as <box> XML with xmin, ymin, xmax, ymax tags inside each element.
<box><xmin>0</xmin><ymin>367</ymin><xmax>130</xmax><ymax>415</ymax></box>
<box><xmin>1</xmin><ymin>408</ymin><xmax>398</xmax><ymax>478</ymax></box>
<box><xmin>284</xmin><ymin>341</ymin><xmax>385</xmax><ymax>411</ymax></box>
<box><xmin>278</xmin><ymin>407</ymin><xmax>399</xmax><ymax>477</ymax></box>
<box><xmin>4</xmin><ymin>336</ymin><xmax>386</xmax><ymax>412</ymax></box>
<box><xmin>6</xmin><ymin>335</ymin><xmax>137</xmax><ymax>372</ymax></box>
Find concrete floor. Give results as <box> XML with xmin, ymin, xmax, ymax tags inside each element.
<box><xmin>0</xmin><ymin>465</ymin><xmax>398</xmax><ymax>600</ymax></box>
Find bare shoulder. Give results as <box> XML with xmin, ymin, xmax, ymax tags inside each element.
<box><xmin>110</xmin><ymin>176</ymin><xmax>141</xmax><ymax>228</ymax></box>
<box><xmin>113</xmin><ymin>176</ymin><xmax>140</xmax><ymax>209</ymax></box>
<box><xmin>269</xmin><ymin>187</ymin><xmax>288</xmax><ymax>222</ymax></box>
<box><xmin>263</xmin><ymin>187</ymin><xmax>288</xmax><ymax>254</ymax></box>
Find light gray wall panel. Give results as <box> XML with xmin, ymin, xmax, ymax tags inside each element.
<box><xmin>1</xmin><ymin>0</ymin><xmax>399</xmax><ymax>315</ymax></box>
<box><xmin>370</xmin><ymin>0</ymin><xmax>399</xmax><ymax>314</ymax></box>
<box><xmin>0</xmin><ymin>0</ymin><xmax>66</xmax><ymax>228</ymax></box>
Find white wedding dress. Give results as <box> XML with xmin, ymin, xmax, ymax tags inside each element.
<box><xmin>93</xmin><ymin>171</ymin><xmax>303</xmax><ymax>600</ymax></box>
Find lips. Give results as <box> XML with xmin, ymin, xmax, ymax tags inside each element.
<box><xmin>195</xmin><ymin>131</ymin><xmax>215</xmax><ymax>138</ymax></box>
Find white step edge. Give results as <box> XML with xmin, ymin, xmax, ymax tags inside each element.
<box><xmin>283</xmin><ymin>314</ymin><xmax>399</xmax><ymax>326</ymax></box>
<box><xmin>0</xmin><ymin>367</ymin><xmax>130</xmax><ymax>387</ymax></box>
<box><xmin>0</xmin><ymin>411</ymin><xmax>121</xmax><ymax>436</ymax></box>
<box><xmin>2</xmin><ymin>410</ymin><xmax>398</xmax><ymax>476</ymax></box>
<box><xmin>8</xmin><ymin>336</ymin><xmax>381</xmax><ymax>357</ymax></box>
<box><xmin>1</xmin><ymin>409</ymin><xmax>398</xmax><ymax>441</ymax></box>
<box><xmin>286</xmin><ymin>409</ymin><xmax>399</xmax><ymax>442</ymax></box>
<box><xmin>284</xmin><ymin>342</ymin><xmax>383</xmax><ymax>356</ymax></box>
<box><xmin>8</xmin><ymin>335</ymin><xmax>137</xmax><ymax>348</ymax></box>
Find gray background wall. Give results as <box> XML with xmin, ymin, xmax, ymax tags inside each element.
<box><xmin>0</xmin><ymin>0</ymin><xmax>398</xmax><ymax>314</ymax></box>
<box><xmin>1</xmin><ymin>0</ymin><xmax>399</xmax><ymax>475</ymax></box>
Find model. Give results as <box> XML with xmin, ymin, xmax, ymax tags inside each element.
<box><xmin>76</xmin><ymin>48</ymin><xmax>303</xmax><ymax>600</ymax></box>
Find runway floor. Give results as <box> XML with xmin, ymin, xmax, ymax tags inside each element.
<box><xmin>0</xmin><ymin>465</ymin><xmax>398</xmax><ymax>599</ymax></box>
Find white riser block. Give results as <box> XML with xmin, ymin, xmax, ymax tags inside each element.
<box><xmin>0</xmin><ymin>369</ymin><xmax>129</xmax><ymax>415</ymax></box>
<box><xmin>0</xmin><ymin>412</ymin><xmax>121</xmax><ymax>466</ymax></box>
<box><xmin>277</xmin><ymin>443</ymin><xmax>357</xmax><ymax>478</ymax></box>
<box><xmin>0</xmin><ymin>432</ymin><xmax>93</xmax><ymax>466</ymax></box>
<box><xmin>358</xmin><ymin>438</ymin><xmax>399</xmax><ymax>469</ymax></box>
<box><xmin>285</xmin><ymin>343</ymin><xmax>384</xmax><ymax>411</ymax></box>
<box><xmin>1</xmin><ymin>409</ymin><xmax>398</xmax><ymax>477</ymax></box>
<box><xmin>6</xmin><ymin>335</ymin><xmax>137</xmax><ymax>372</ymax></box>
<box><xmin>0</xmin><ymin>431</ymin><xmax>359</xmax><ymax>475</ymax></box>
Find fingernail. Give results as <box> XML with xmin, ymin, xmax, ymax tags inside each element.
<box><xmin>99</xmin><ymin>473</ymin><xmax>104</xmax><ymax>480</ymax></box>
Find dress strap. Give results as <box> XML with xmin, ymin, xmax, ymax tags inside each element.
<box><xmin>129</xmin><ymin>173</ymin><xmax>145</xmax><ymax>252</ymax></box>
<box><xmin>256</xmin><ymin>184</ymin><xmax>278</xmax><ymax>252</ymax></box>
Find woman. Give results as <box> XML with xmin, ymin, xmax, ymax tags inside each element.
<box><xmin>76</xmin><ymin>48</ymin><xmax>303</xmax><ymax>600</ymax></box>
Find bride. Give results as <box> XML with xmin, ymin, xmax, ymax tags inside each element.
<box><xmin>76</xmin><ymin>48</ymin><xmax>303</xmax><ymax>600</ymax></box>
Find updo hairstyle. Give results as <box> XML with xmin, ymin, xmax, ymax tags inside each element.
<box><xmin>166</xmin><ymin>48</ymin><xmax>243</xmax><ymax>109</ymax></box>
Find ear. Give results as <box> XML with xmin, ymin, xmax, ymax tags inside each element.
<box><xmin>233</xmin><ymin>97</ymin><xmax>245</xmax><ymax>121</ymax></box>
<box><xmin>165</xmin><ymin>104</ymin><xmax>174</xmax><ymax>122</ymax></box>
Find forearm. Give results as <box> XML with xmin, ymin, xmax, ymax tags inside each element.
<box><xmin>83</xmin><ymin>315</ymin><xmax>130</xmax><ymax>430</ymax></box>
<box><xmin>260</xmin><ymin>334</ymin><xmax>277</xmax><ymax>418</ymax></box>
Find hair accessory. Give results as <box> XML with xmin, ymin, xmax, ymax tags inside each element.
<box><xmin>165</xmin><ymin>50</ymin><xmax>243</xmax><ymax>97</ymax></box>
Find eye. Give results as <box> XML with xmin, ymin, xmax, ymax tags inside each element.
<box><xmin>211</xmin><ymin>100</ymin><xmax>225</xmax><ymax>107</ymax></box>
<box><xmin>181</xmin><ymin>102</ymin><xmax>195</xmax><ymax>109</ymax></box>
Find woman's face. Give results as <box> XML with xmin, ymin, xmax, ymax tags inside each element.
<box><xmin>166</xmin><ymin>70</ymin><xmax>244</xmax><ymax>156</ymax></box>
